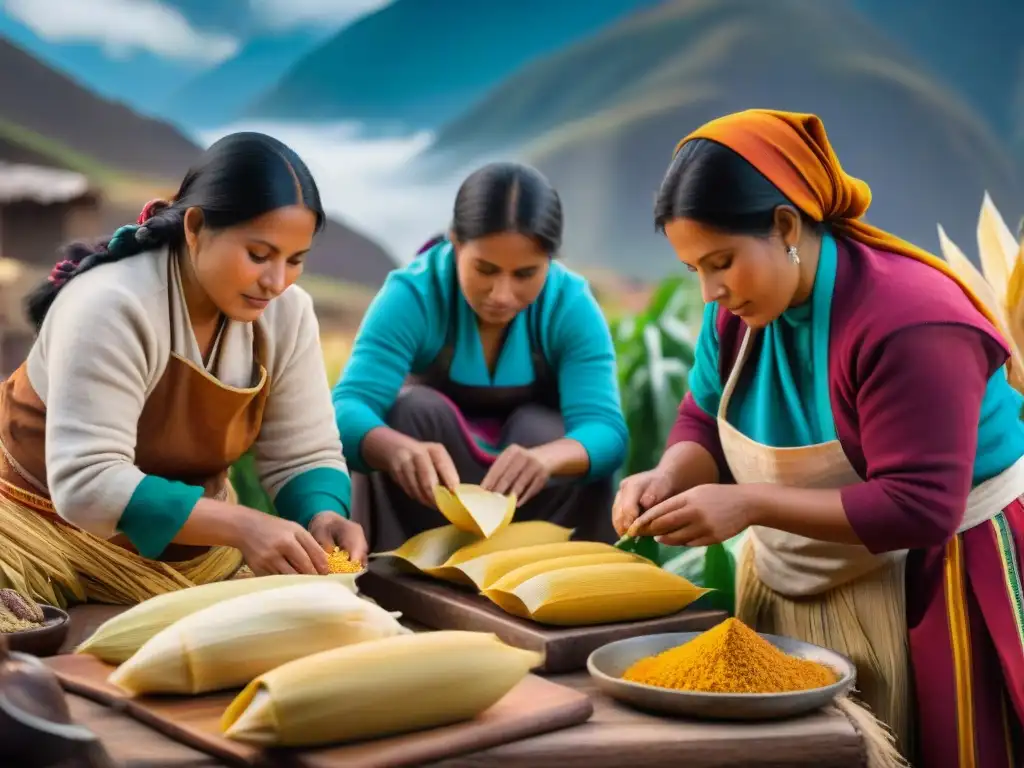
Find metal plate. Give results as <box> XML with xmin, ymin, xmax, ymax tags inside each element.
<box><xmin>587</xmin><ymin>631</ymin><xmax>856</xmax><ymax>721</ymax></box>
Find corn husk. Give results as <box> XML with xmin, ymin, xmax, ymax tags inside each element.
<box><xmin>433</xmin><ymin>484</ymin><xmax>516</xmax><ymax>538</ymax></box>
<box><xmin>938</xmin><ymin>194</ymin><xmax>1024</xmax><ymax>393</ymax></box>
<box><xmin>375</xmin><ymin>521</ymin><xmax>573</xmax><ymax>583</ymax></box>
<box><xmin>483</xmin><ymin>562</ymin><xmax>708</xmax><ymax>626</ymax></box>
<box><xmin>484</xmin><ymin>552</ymin><xmax>647</xmax><ymax>613</ymax></box>
<box><xmin>453</xmin><ymin>541</ymin><xmax>633</xmax><ymax>590</ymax></box>
<box><xmin>221</xmin><ymin>631</ymin><xmax>542</xmax><ymax>747</ymax></box>
<box><xmin>108</xmin><ymin>582</ymin><xmax>406</xmax><ymax>695</ymax></box>
<box><xmin>371</xmin><ymin>524</ymin><xmax>480</xmax><ymax>576</ymax></box>
<box><xmin>76</xmin><ymin>573</ymin><xmax>359</xmax><ymax>664</ymax></box>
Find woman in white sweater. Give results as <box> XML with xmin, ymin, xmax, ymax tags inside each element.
<box><xmin>0</xmin><ymin>131</ymin><xmax>367</xmax><ymax>606</ymax></box>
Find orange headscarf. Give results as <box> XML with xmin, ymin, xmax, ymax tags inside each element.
<box><xmin>675</xmin><ymin>109</ymin><xmax>1001</xmax><ymax>333</ymax></box>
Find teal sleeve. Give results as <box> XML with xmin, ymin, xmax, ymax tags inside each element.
<box><xmin>548</xmin><ymin>286</ymin><xmax>628</xmax><ymax>479</ymax></box>
<box><xmin>116</xmin><ymin>475</ymin><xmax>204</xmax><ymax>560</ymax></box>
<box><xmin>332</xmin><ymin>278</ymin><xmax>429</xmax><ymax>473</ymax></box>
<box><xmin>689</xmin><ymin>302</ymin><xmax>723</xmax><ymax>418</ymax></box>
<box><xmin>274</xmin><ymin>467</ymin><xmax>352</xmax><ymax>530</ymax></box>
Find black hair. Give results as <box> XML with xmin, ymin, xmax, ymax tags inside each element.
<box><xmin>654</xmin><ymin>138</ymin><xmax>823</xmax><ymax>237</ymax></box>
<box><xmin>26</xmin><ymin>131</ymin><xmax>325</xmax><ymax>330</ymax></box>
<box><xmin>448</xmin><ymin>161</ymin><xmax>563</xmax><ymax>254</ymax></box>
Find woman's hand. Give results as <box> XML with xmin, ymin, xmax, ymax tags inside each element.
<box><xmin>611</xmin><ymin>469</ymin><xmax>678</xmax><ymax>536</ymax></box>
<box><xmin>629</xmin><ymin>484</ymin><xmax>755</xmax><ymax>546</ymax></box>
<box><xmin>481</xmin><ymin>444</ymin><xmax>549</xmax><ymax>506</ymax></box>
<box><xmin>308</xmin><ymin>512</ymin><xmax>370</xmax><ymax>566</ymax></box>
<box><xmin>235</xmin><ymin>513</ymin><xmax>330</xmax><ymax>576</ymax></box>
<box><xmin>387</xmin><ymin>440</ymin><xmax>460</xmax><ymax>508</ymax></box>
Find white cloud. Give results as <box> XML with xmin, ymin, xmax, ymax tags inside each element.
<box><xmin>2</xmin><ymin>0</ymin><xmax>239</xmax><ymax>64</ymax></box>
<box><xmin>250</xmin><ymin>0</ymin><xmax>395</xmax><ymax>30</ymax></box>
<box><xmin>197</xmin><ymin>120</ymin><xmax>460</xmax><ymax>265</ymax></box>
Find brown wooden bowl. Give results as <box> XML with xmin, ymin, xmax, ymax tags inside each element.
<box><xmin>4</xmin><ymin>605</ymin><xmax>70</xmax><ymax>658</ymax></box>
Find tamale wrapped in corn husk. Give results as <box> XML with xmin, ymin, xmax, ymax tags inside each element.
<box><xmin>77</xmin><ymin>573</ymin><xmax>359</xmax><ymax>665</ymax></box>
<box><xmin>433</xmin><ymin>484</ymin><xmax>516</xmax><ymax>538</ymax></box>
<box><xmin>221</xmin><ymin>630</ymin><xmax>542</xmax><ymax>747</ymax></box>
<box><xmin>482</xmin><ymin>562</ymin><xmax>708</xmax><ymax>626</ymax></box>
<box><xmin>108</xmin><ymin>582</ymin><xmax>407</xmax><ymax>695</ymax></box>
<box><xmin>375</xmin><ymin>521</ymin><xmax>573</xmax><ymax>583</ymax></box>
<box><xmin>483</xmin><ymin>552</ymin><xmax>647</xmax><ymax>613</ymax></box>
<box><xmin>453</xmin><ymin>541</ymin><xmax>634</xmax><ymax>589</ymax></box>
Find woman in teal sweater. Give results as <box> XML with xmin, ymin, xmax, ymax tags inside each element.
<box><xmin>333</xmin><ymin>162</ymin><xmax>627</xmax><ymax>550</ymax></box>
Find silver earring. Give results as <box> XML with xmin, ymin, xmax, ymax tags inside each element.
<box><xmin>787</xmin><ymin>245</ymin><xmax>800</xmax><ymax>265</ymax></box>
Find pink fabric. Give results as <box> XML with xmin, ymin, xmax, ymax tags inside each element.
<box><xmin>432</xmin><ymin>389</ymin><xmax>499</xmax><ymax>465</ymax></box>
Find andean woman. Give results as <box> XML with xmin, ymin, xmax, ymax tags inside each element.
<box><xmin>0</xmin><ymin>132</ymin><xmax>368</xmax><ymax>608</ymax></box>
<box><xmin>333</xmin><ymin>162</ymin><xmax>627</xmax><ymax>551</ymax></box>
<box><xmin>613</xmin><ymin>110</ymin><xmax>1023</xmax><ymax>767</ymax></box>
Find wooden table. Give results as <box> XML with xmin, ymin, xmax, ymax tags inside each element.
<box><xmin>55</xmin><ymin>606</ymin><xmax>867</xmax><ymax>767</ymax></box>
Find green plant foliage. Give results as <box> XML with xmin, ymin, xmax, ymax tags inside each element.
<box><xmin>611</xmin><ymin>275</ymin><xmax>702</xmax><ymax>477</ymax></box>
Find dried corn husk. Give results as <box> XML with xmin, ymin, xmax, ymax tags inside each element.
<box><xmin>76</xmin><ymin>573</ymin><xmax>359</xmax><ymax>664</ymax></box>
<box><xmin>372</xmin><ymin>524</ymin><xmax>480</xmax><ymax>576</ymax></box>
<box><xmin>108</xmin><ymin>582</ymin><xmax>407</xmax><ymax>695</ymax></box>
<box><xmin>938</xmin><ymin>194</ymin><xmax>1024</xmax><ymax>393</ymax></box>
<box><xmin>434</xmin><ymin>484</ymin><xmax>516</xmax><ymax>538</ymax></box>
<box><xmin>454</xmin><ymin>541</ymin><xmax>632</xmax><ymax>590</ymax></box>
<box><xmin>484</xmin><ymin>552</ymin><xmax>646</xmax><ymax>613</ymax></box>
<box><xmin>483</xmin><ymin>562</ymin><xmax>708</xmax><ymax>626</ymax></box>
<box><xmin>375</xmin><ymin>521</ymin><xmax>573</xmax><ymax>583</ymax></box>
<box><xmin>221</xmin><ymin>631</ymin><xmax>542</xmax><ymax>747</ymax></box>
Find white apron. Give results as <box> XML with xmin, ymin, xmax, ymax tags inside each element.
<box><xmin>717</xmin><ymin>326</ymin><xmax>1024</xmax><ymax>764</ymax></box>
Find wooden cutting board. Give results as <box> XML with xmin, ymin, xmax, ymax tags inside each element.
<box><xmin>45</xmin><ymin>654</ymin><xmax>593</xmax><ymax>768</ymax></box>
<box><xmin>358</xmin><ymin>561</ymin><xmax>728</xmax><ymax>674</ymax></box>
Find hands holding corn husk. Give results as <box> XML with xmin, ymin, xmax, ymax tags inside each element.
<box><xmin>480</xmin><ymin>444</ymin><xmax>550</xmax><ymax>507</ymax></box>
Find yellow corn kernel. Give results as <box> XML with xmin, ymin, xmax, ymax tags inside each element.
<box><xmin>327</xmin><ymin>547</ymin><xmax>363</xmax><ymax>574</ymax></box>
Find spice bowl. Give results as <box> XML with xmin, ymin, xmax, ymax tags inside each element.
<box><xmin>3</xmin><ymin>606</ymin><xmax>70</xmax><ymax>658</ymax></box>
<box><xmin>587</xmin><ymin>631</ymin><xmax>856</xmax><ymax>721</ymax></box>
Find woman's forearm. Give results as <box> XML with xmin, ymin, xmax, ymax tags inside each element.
<box><xmin>171</xmin><ymin>498</ymin><xmax>260</xmax><ymax>548</ymax></box>
<box><xmin>529</xmin><ymin>438</ymin><xmax>590</xmax><ymax>477</ymax></box>
<box><xmin>659</xmin><ymin>441</ymin><xmax>721</xmax><ymax>492</ymax></box>
<box><xmin>745</xmin><ymin>484</ymin><xmax>863</xmax><ymax>544</ymax></box>
<box><xmin>360</xmin><ymin>426</ymin><xmax>418</xmax><ymax>473</ymax></box>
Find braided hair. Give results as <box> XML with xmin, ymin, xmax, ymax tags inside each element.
<box><xmin>26</xmin><ymin>131</ymin><xmax>325</xmax><ymax>330</ymax></box>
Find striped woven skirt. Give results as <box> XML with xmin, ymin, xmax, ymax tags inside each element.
<box><xmin>907</xmin><ymin>498</ymin><xmax>1024</xmax><ymax>767</ymax></box>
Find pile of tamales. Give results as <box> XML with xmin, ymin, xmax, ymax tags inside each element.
<box><xmin>78</xmin><ymin>573</ymin><xmax>540</xmax><ymax>748</ymax></box>
<box><xmin>373</xmin><ymin>484</ymin><xmax>708</xmax><ymax>626</ymax></box>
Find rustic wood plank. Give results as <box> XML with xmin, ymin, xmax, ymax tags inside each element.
<box><xmin>428</xmin><ymin>673</ymin><xmax>866</xmax><ymax>768</ymax></box>
<box><xmin>358</xmin><ymin>562</ymin><xmax>728</xmax><ymax>674</ymax></box>
<box><xmin>66</xmin><ymin>695</ymin><xmax>222</xmax><ymax>768</ymax></box>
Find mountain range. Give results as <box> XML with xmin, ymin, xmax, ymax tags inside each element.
<box><xmin>0</xmin><ymin>36</ymin><xmax>395</xmax><ymax>287</ymax></box>
<box><xmin>243</xmin><ymin>0</ymin><xmax>660</xmax><ymax>132</ymax></box>
<box><xmin>414</xmin><ymin>0</ymin><xmax>1023</xmax><ymax>280</ymax></box>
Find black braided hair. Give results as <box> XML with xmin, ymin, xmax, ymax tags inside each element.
<box><xmin>25</xmin><ymin>131</ymin><xmax>325</xmax><ymax>330</ymax></box>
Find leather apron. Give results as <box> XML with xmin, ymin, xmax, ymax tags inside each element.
<box><xmin>0</xmin><ymin>255</ymin><xmax>269</xmax><ymax>591</ymax></box>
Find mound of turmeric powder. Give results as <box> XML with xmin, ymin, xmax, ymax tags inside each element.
<box><xmin>623</xmin><ymin>618</ymin><xmax>836</xmax><ymax>694</ymax></box>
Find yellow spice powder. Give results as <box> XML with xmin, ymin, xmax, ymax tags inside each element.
<box><xmin>326</xmin><ymin>547</ymin><xmax>364</xmax><ymax>574</ymax></box>
<box><xmin>623</xmin><ymin>618</ymin><xmax>836</xmax><ymax>694</ymax></box>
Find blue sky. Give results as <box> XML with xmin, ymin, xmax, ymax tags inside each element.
<box><xmin>0</xmin><ymin>0</ymin><xmax>393</xmax><ymax>116</ymax></box>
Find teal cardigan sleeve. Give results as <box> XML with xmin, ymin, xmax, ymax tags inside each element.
<box><xmin>546</xmin><ymin>283</ymin><xmax>628</xmax><ymax>479</ymax></box>
<box><xmin>116</xmin><ymin>476</ymin><xmax>203</xmax><ymax>559</ymax></box>
<box><xmin>332</xmin><ymin>277</ymin><xmax>430</xmax><ymax>473</ymax></box>
<box><xmin>688</xmin><ymin>301</ymin><xmax>723</xmax><ymax>418</ymax></box>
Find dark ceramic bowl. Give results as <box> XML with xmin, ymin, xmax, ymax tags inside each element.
<box><xmin>4</xmin><ymin>605</ymin><xmax>70</xmax><ymax>658</ymax></box>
